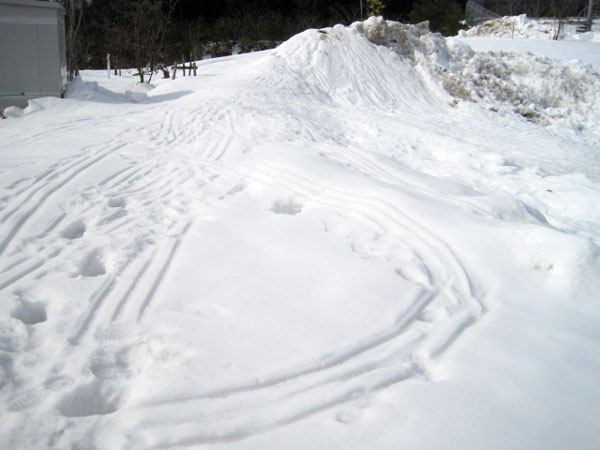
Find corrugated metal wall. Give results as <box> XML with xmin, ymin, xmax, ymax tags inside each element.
<box><xmin>0</xmin><ymin>0</ymin><xmax>67</xmax><ymax>110</ymax></box>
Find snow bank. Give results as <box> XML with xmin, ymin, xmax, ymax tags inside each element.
<box><xmin>462</xmin><ymin>14</ymin><xmax>600</xmax><ymax>40</ymax></box>
<box><xmin>463</xmin><ymin>14</ymin><xmax>558</xmax><ymax>39</ymax></box>
<box><xmin>260</xmin><ymin>23</ymin><xmax>443</xmax><ymax>112</ymax></box>
<box><xmin>572</xmin><ymin>31</ymin><xmax>600</xmax><ymax>42</ymax></box>
<box><xmin>263</xmin><ymin>17</ymin><xmax>600</xmax><ymax>134</ymax></box>
<box><xmin>66</xmin><ymin>75</ymin><xmax>153</xmax><ymax>104</ymax></box>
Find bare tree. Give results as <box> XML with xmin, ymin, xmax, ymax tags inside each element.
<box><xmin>61</xmin><ymin>0</ymin><xmax>84</xmax><ymax>80</ymax></box>
<box><xmin>329</xmin><ymin>4</ymin><xmax>361</xmax><ymax>24</ymax></box>
<box><xmin>107</xmin><ymin>0</ymin><xmax>176</xmax><ymax>83</ymax></box>
<box><xmin>550</xmin><ymin>0</ymin><xmax>578</xmax><ymax>40</ymax></box>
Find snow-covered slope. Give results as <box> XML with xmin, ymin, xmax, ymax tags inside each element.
<box><xmin>0</xmin><ymin>18</ymin><xmax>599</xmax><ymax>449</ymax></box>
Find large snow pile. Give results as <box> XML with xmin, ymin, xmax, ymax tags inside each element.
<box><xmin>263</xmin><ymin>17</ymin><xmax>600</xmax><ymax>135</ymax></box>
<box><xmin>0</xmin><ymin>18</ymin><xmax>599</xmax><ymax>450</ymax></box>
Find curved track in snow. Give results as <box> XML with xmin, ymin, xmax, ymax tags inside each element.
<box><xmin>3</xmin><ymin>22</ymin><xmax>598</xmax><ymax>450</ymax></box>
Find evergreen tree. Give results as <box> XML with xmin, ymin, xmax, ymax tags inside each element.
<box><xmin>409</xmin><ymin>0</ymin><xmax>464</xmax><ymax>36</ymax></box>
<box><xmin>367</xmin><ymin>0</ymin><xmax>386</xmax><ymax>17</ymax></box>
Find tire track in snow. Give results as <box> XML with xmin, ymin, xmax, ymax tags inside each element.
<box><xmin>200</xmin><ymin>134</ymin><xmax>234</xmax><ymax>162</ymax></box>
<box><xmin>0</xmin><ymin>94</ymin><xmax>251</xmax><ymax>446</ymax></box>
<box><xmin>0</xmin><ymin>111</ymin><xmax>136</xmax><ymax>152</ymax></box>
<box><xmin>137</xmin><ymin>366</ymin><xmax>417</xmax><ymax>448</ymax></box>
<box><xmin>323</xmin><ymin>143</ymin><xmax>499</xmax><ymax>219</ymax></box>
<box><xmin>67</xmin><ymin>165</ymin><xmax>196</xmax><ymax>342</ymax></box>
<box><xmin>139</xmin><ymin>287</ymin><xmax>439</xmax><ymax>407</ymax></box>
<box><xmin>0</xmin><ymin>142</ymin><xmax>126</xmax><ymax>258</ymax></box>
<box><xmin>1</xmin><ymin>147</ymin><xmax>106</xmax><ymax>224</ymax></box>
<box><xmin>110</xmin><ymin>255</ymin><xmax>154</xmax><ymax>322</ymax></box>
<box><xmin>0</xmin><ymin>258</ymin><xmax>44</xmax><ymax>292</ymax></box>
<box><xmin>256</xmin><ymin>164</ymin><xmax>485</xmax><ymax>341</ymax></box>
<box><xmin>98</xmin><ymin>164</ymin><xmax>141</xmax><ymax>188</ymax></box>
<box><xmin>136</xmin><ymin>220</ymin><xmax>193</xmax><ymax>321</ymax></box>
<box><xmin>119</xmin><ymin>161</ymin><xmax>484</xmax><ymax>446</ymax></box>
<box><xmin>259</xmin><ymin>164</ymin><xmax>482</xmax><ymax>307</ymax></box>
<box><xmin>69</xmin><ymin>274</ymin><xmax>121</xmax><ymax>345</ymax></box>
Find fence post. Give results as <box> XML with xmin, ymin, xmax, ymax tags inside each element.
<box><xmin>193</xmin><ymin>63</ymin><xmax>197</xmax><ymax>76</ymax></box>
<box><xmin>172</xmin><ymin>61</ymin><xmax>177</xmax><ymax>80</ymax></box>
<box><xmin>107</xmin><ymin>53</ymin><xmax>111</xmax><ymax>79</ymax></box>
<box><xmin>587</xmin><ymin>0</ymin><xmax>594</xmax><ymax>31</ymax></box>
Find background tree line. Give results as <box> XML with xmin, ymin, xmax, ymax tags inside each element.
<box><xmin>481</xmin><ymin>0</ymin><xmax>586</xmax><ymax>17</ymax></box>
<box><xmin>59</xmin><ymin>0</ymin><xmax>475</xmax><ymax>80</ymax></box>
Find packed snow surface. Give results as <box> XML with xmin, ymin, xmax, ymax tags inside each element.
<box><xmin>1</xmin><ymin>17</ymin><xmax>599</xmax><ymax>449</ymax></box>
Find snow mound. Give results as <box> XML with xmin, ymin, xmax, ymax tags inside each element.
<box><xmin>266</xmin><ymin>17</ymin><xmax>600</xmax><ymax>133</ymax></box>
<box><xmin>263</xmin><ymin>22</ymin><xmax>442</xmax><ymax>111</ymax></box>
<box><xmin>463</xmin><ymin>14</ymin><xmax>556</xmax><ymax>39</ymax></box>
<box><xmin>572</xmin><ymin>31</ymin><xmax>600</xmax><ymax>42</ymax></box>
<box><xmin>66</xmin><ymin>76</ymin><xmax>152</xmax><ymax>103</ymax></box>
<box><xmin>463</xmin><ymin>14</ymin><xmax>600</xmax><ymax>41</ymax></box>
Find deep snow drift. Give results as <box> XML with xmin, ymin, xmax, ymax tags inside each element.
<box><xmin>0</xmin><ymin>17</ymin><xmax>599</xmax><ymax>450</ymax></box>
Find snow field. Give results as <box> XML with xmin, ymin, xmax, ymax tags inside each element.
<box><xmin>0</xmin><ymin>17</ymin><xmax>599</xmax><ymax>449</ymax></box>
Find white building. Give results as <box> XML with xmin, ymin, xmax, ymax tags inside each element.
<box><xmin>0</xmin><ymin>0</ymin><xmax>67</xmax><ymax>112</ymax></box>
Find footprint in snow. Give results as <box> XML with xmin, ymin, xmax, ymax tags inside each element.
<box><xmin>57</xmin><ymin>380</ymin><xmax>121</xmax><ymax>417</ymax></box>
<box><xmin>10</xmin><ymin>298</ymin><xmax>47</xmax><ymax>325</ymax></box>
<box><xmin>89</xmin><ymin>348</ymin><xmax>129</xmax><ymax>380</ymax></box>
<box><xmin>226</xmin><ymin>183</ymin><xmax>246</xmax><ymax>196</ymax></box>
<box><xmin>270</xmin><ymin>199</ymin><xmax>304</xmax><ymax>215</ymax></box>
<box><xmin>335</xmin><ymin>406</ymin><xmax>363</xmax><ymax>424</ymax></box>
<box><xmin>79</xmin><ymin>249</ymin><xmax>106</xmax><ymax>277</ymax></box>
<box><xmin>60</xmin><ymin>219</ymin><xmax>86</xmax><ymax>240</ymax></box>
<box><xmin>107</xmin><ymin>197</ymin><xmax>126</xmax><ymax>208</ymax></box>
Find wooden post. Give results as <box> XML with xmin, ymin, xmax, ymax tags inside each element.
<box><xmin>193</xmin><ymin>63</ymin><xmax>197</xmax><ymax>77</ymax></box>
<box><xmin>172</xmin><ymin>61</ymin><xmax>177</xmax><ymax>80</ymax></box>
<box><xmin>107</xmin><ymin>53</ymin><xmax>111</xmax><ymax>79</ymax></box>
<box><xmin>182</xmin><ymin>57</ymin><xmax>186</xmax><ymax>76</ymax></box>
